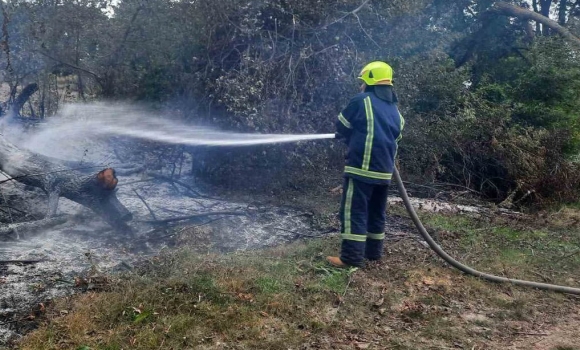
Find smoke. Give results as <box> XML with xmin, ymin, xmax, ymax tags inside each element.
<box><xmin>0</xmin><ymin>111</ymin><xmax>24</xmax><ymax>141</ymax></box>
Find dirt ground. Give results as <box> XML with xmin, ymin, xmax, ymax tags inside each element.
<box><xmin>509</xmin><ymin>320</ymin><xmax>580</xmax><ymax>350</ymax></box>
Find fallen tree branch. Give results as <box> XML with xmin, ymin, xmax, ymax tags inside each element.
<box><xmin>112</xmin><ymin>165</ymin><xmax>145</xmax><ymax>176</ymax></box>
<box><xmin>133</xmin><ymin>189</ymin><xmax>157</xmax><ymax>220</ymax></box>
<box><xmin>0</xmin><ymin>136</ymin><xmax>132</xmax><ymax>228</ymax></box>
<box><xmin>116</xmin><ymin>178</ymin><xmax>156</xmax><ymax>187</ymax></box>
<box><xmin>555</xmin><ymin>249</ymin><xmax>580</xmax><ymax>263</ymax></box>
<box><xmin>0</xmin><ymin>204</ymin><xmax>27</xmax><ymax>215</ymax></box>
<box><xmin>140</xmin><ymin>211</ymin><xmax>247</xmax><ymax>225</ymax></box>
<box><xmin>157</xmin><ymin>207</ymin><xmax>191</xmax><ymax>216</ymax></box>
<box><xmin>0</xmin><ymin>216</ymin><xmax>68</xmax><ymax>236</ymax></box>
<box><xmin>0</xmin><ymin>165</ymin><xmax>110</xmax><ymax>186</ymax></box>
<box><xmin>117</xmin><ymin>171</ymin><xmax>215</xmax><ymax>200</ymax></box>
<box><xmin>135</xmin><ymin>217</ymin><xmax>228</xmax><ymax>243</ymax></box>
<box><xmin>145</xmin><ymin>171</ymin><xmax>215</xmax><ymax>199</ymax></box>
<box><xmin>0</xmin><ymin>259</ymin><xmax>45</xmax><ymax>265</ymax></box>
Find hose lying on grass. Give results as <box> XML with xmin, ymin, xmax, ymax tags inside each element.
<box><xmin>393</xmin><ymin>167</ymin><xmax>580</xmax><ymax>295</ymax></box>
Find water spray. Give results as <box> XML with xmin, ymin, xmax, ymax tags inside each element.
<box><xmin>19</xmin><ymin>103</ymin><xmax>337</xmax><ymax>160</ymax></box>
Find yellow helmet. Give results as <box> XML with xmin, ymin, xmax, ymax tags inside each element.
<box><xmin>358</xmin><ymin>61</ymin><xmax>393</xmax><ymax>86</ymax></box>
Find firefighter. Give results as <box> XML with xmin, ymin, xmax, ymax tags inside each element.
<box><xmin>327</xmin><ymin>61</ymin><xmax>404</xmax><ymax>268</ymax></box>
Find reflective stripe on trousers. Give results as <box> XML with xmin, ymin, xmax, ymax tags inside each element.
<box><xmin>339</xmin><ymin>177</ymin><xmax>389</xmax><ymax>266</ymax></box>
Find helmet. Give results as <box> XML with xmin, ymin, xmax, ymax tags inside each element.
<box><xmin>358</xmin><ymin>61</ymin><xmax>393</xmax><ymax>86</ymax></box>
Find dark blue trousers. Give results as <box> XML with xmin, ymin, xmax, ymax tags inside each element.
<box><xmin>339</xmin><ymin>177</ymin><xmax>389</xmax><ymax>267</ymax></box>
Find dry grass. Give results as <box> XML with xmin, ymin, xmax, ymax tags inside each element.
<box><xmin>16</xmin><ymin>205</ymin><xmax>580</xmax><ymax>350</ymax></box>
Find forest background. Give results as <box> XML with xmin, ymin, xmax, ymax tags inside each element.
<box><xmin>2</xmin><ymin>0</ymin><xmax>580</xmax><ymax>207</ymax></box>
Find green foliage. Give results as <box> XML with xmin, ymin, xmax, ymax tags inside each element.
<box><xmin>510</xmin><ymin>40</ymin><xmax>580</xmax><ymax>149</ymax></box>
<box><xmin>395</xmin><ymin>33</ymin><xmax>580</xmax><ymax>203</ymax></box>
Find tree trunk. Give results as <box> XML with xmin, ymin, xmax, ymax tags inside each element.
<box><xmin>540</xmin><ymin>0</ymin><xmax>554</xmax><ymax>35</ymax></box>
<box><xmin>10</xmin><ymin>83</ymin><xmax>38</xmax><ymax>116</ymax></box>
<box><xmin>493</xmin><ymin>2</ymin><xmax>580</xmax><ymax>48</ymax></box>
<box><xmin>533</xmin><ymin>0</ymin><xmax>542</xmax><ymax>33</ymax></box>
<box><xmin>559</xmin><ymin>0</ymin><xmax>569</xmax><ymax>25</ymax></box>
<box><xmin>0</xmin><ymin>135</ymin><xmax>132</xmax><ymax>228</ymax></box>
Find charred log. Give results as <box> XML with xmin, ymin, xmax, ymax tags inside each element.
<box><xmin>0</xmin><ymin>135</ymin><xmax>132</xmax><ymax>228</ymax></box>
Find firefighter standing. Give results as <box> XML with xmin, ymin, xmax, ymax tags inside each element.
<box><xmin>327</xmin><ymin>61</ymin><xmax>404</xmax><ymax>268</ymax></box>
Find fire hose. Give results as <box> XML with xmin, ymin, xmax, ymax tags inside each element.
<box><xmin>392</xmin><ymin>167</ymin><xmax>580</xmax><ymax>295</ymax></box>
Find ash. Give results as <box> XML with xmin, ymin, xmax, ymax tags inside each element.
<box><xmin>0</xmin><ymin>170</ymin><xmax>324</xmax><ymax>345</ymax></box>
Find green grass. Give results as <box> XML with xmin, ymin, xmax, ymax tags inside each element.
<box><xmin>418</xmin><ymin>210</ymin><xmax>580</xmax><ymax>283</ymax></box>
<box><xmin>254</xmin><ymin>276</ymin><xmax>285</xmax><ymax>294</ymax></box>
<box><xmin>320</xmin><ymin>267</ymin><xmax>355</xmax><ymax>293</ymax></box>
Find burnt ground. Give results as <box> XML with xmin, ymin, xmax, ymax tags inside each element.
<box><xmin>0</xmin><ymin>169</ymin><xmax>334</xmax><ymax>345</ymax></box>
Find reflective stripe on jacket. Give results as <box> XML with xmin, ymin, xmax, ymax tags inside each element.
<box><xmin>336</xmin><ymin>91</ymin><xmax>404</xmax><ymax>185</ymax></box>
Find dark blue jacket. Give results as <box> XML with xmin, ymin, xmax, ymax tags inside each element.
<box><xmin>336</xmin><ymin>91</ymin><xmax>404</xmax><ymax>185</ymax></box>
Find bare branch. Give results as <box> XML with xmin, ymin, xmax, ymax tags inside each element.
<box><xmin>133</xmin><ymin>189</ymin><xmax>157</xmax><ymax>221</ymax></box>
<box><xmin>492</xmin><ymin>2</ymin><xmax>580</xmax><ymax>48</ymax></box>
<box><xmin>145</xmin><ymin>171</ymin><xmax>215</xmax><ymax>199</ymax></box>
<box><xmin>0</xmin><ymin>260</ymin><xmax>45</xmax><ymax>265</ymax></box>
<box><xmin>141</xmin><ymin>211</ymin><xmax>247</xmax><ymax>225</ymax></box>
<box><xmin>35</xmin><ymin>50</ymin><xmax>103</xmax><ymax>83</ymax></box>
<box><xmin>0</xmin><ymin>216</ymin><xmax>68</xmax><ymax>236</ymax></box>
<box><xmin>322</xmin><ymin>0</ymin><xmax>372</xmax><ymax>29</ymax></box>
